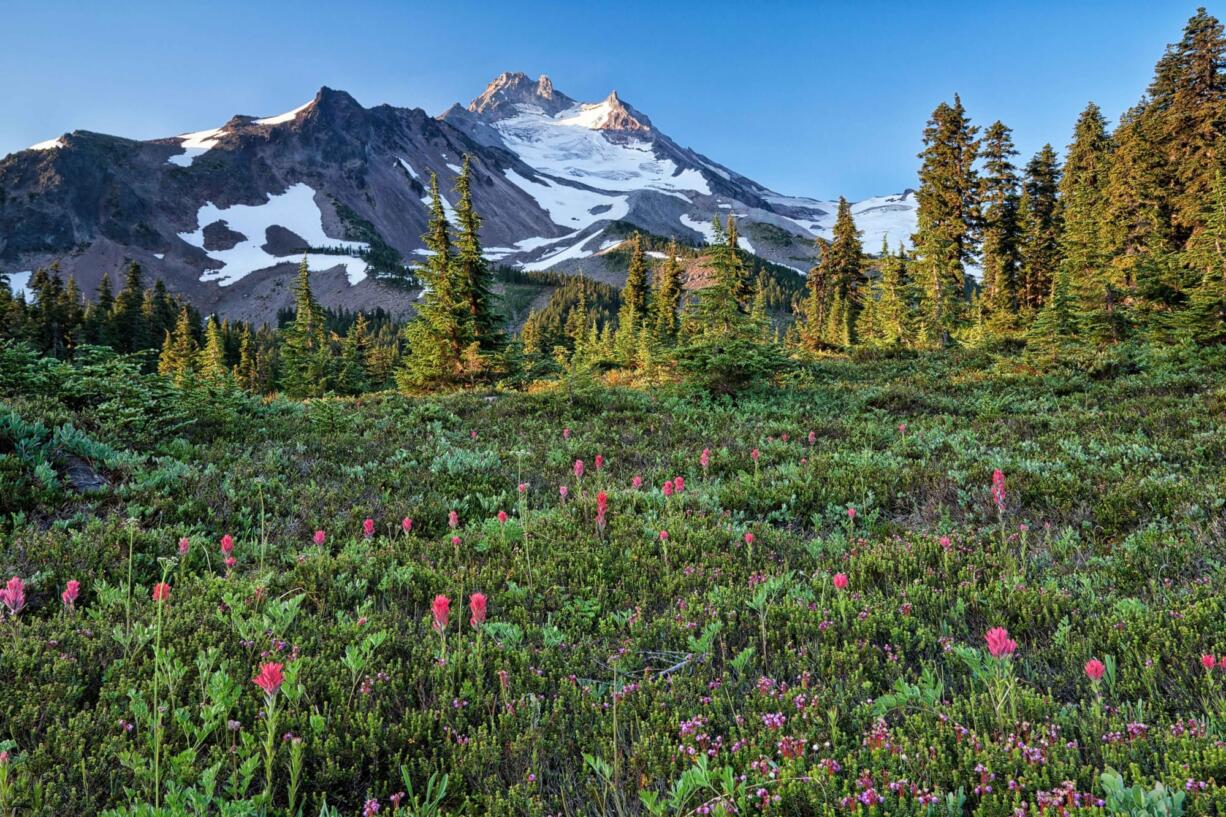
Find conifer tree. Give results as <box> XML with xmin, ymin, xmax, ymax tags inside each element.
<box><xmin>1018</xmin><ymin>145</ymin><xmax>1063</xmax><ymax>310</ymax></box>
<box><xmin>1026</xmin><ymin>266</ymin><xmax>1080</xmax><ymax>361</ymax></box>
<box><xmin>158</xmin><ymin>306</ymin><xmax>198</xmax><ymax>385</ymax></box>
<box><xmin>85</xmin><ymin>274</ymin><xmax>116</xmax><ymax>346</ymax></box>
<box><xmin>825</xmin><ymin>197</ymin><xmax>865</xmax><ymax>346</ymax></box>
<box><xmin>198</xmin><ymin>315</ymin><xmax>230</xmax><ymax>383</ymax></box>
<box><xmin>875</xmin><ymin>241</ymin><xmax>913</xmax><ymax>346</ymax></box>
<box><xmin>280</xmin><ymin>257</ymin><xmax>333</xmax><ymax>397</ymax></box>
<box><xmin>615</xmin><ymin>232</ymin><xmax>650</xmax><ymax>364</ymax></box>
<box><xmin>398</xmin><ymin>174</ymin><xmax>469</xmax><ymax>393</ymax></box>
<box><xmin>112</xmin><ymin>262</ymin><xmax>150</xmax><ymax>353</ymax></box>
<box><xmin>652</xmin><ymin>240</ymin><xmax>684</xmax><ymax>341</ymax></box>
<box><xmin>913</xmin><ymin>96</ymin><xmax>980</xmax><ymax>346</ymax></box>
<box><xmin>452</xmin><ymin>156</ymin><xmax>504</xmax><ymax>351</ymax></box>
<box><xmin>235</xmin><ymin>324</ymin><xmax>262</xmax><ymax>392</ymax></box>
<box><xmin>978</xmin><ymin>121</ymin><xmax>1022</xmax><ymax>331</ymax></box>
<box><xmin>338</xmin><ymin>312</ymin><xmax>371</xmax><ymax>394</ymax></box>
<box><xmin>691</xmin><ymin>218</ymin><xmax>749</xmax><ymax>336</ymax></box>
<box><xmin>1177</xmin><ymin>166</ymin><xmax>1226</xmax><ymax>342</ymax></box>
<box><xmin>1059</xmin><ymin>102</ymin><xmax>1121</xmax><ymax>342</ymax></box>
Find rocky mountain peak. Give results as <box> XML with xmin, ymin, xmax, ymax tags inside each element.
<box><xmin>596</xmin><ymin>90</ymin><xmax>651</xmax><ymax>132</ymax></box>
<box><xmin>467</xmin><ymin>71</ymin><xmax>574</xmax><ymax>119</ymax></box>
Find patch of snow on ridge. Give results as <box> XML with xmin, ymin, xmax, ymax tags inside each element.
<box><xmin>503</xmin><ymin>168</ymin><xmax>629</xmax><ymax>229</ymax></box>
<box><xmin>255</xmin><ymin>101</ymin><xmax>312</xmax><ymax>126</ymax></box>
<box><xmin>178</xmin><ymin>183</ymin><xmax>370</xmax><ymax>286</ymax></box>
<box><xmin>397</xmin><ymin>158</ymin><xmax>420</xmax><ymax>179</ymax></box>
<box><xmin>492</xmin><ymin>103</ymin><xmax>710</xmax><ymax>195</ymax></box>
<box><xmin>169</xmin><ymin>126</ymin><xmax>227</xmax><ymax>167</ymax></box>
<box><xmin>680</xmin><ymin>214</ymin><xmax>717</xmax><ymax>244</ymax></box>
<box><xmin>28</xmin><ymin>137</ymin><xmax>65</xmax><ymax>151</ymax></box>
<box><xmin>521</xmin><ymin>229</ymin><xmax>604</xmax><ymax>272</ymax></box>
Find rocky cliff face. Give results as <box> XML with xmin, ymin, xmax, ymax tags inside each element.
<box><xmin>1</xmin><ymin>73</ymin><xmax>917</xmax><ymax>321</ymax></box>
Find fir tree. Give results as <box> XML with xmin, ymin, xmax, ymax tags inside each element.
<box><xmin>913</xmin><ymin>96</ymin><xmax>980</xmax><ymax>346</ymax></box>
<box><xmin>85</xmin><ymin>273</ymin><xmax>116</xmax><ymax>346</ymax></box>
<box><xmin>158</xmin><ymin>306</ymin><xmax>198</xmax><ymax>385</ymax></box>
<box><xmin>197</xmin><ymin>315</ymin><xmax>230</xmax><ymax>383</ymax></box>
<box><xmin>280</xmin><ymin>257</ymin><xmax>333</xmax><ymax>397</ymax></box>
<box><xmin>652</xmin><ymin>240</ymin><xmax>684</xmax><ymax>341</ymax></box>
<box><xmin>235</xmin><ymin>324</ymin><xmax>262</xmax><ymax>392</ymax></box>
<box><xmin>615</xmin><ymin>232</ymin><xmax>650</xmax><ymax>364</ymax></box>
<box><xmin>338</xmin><ymin>312</ymin><xmax>372</xmax><ymax>394</ymax></box>
<box><xmin>1026</xmin><ymin>265</ymin><xmax>1080</xmax><ymax>361</ymax></box>
<box><xmin>1177</xmin><ymin>166</ymin><xmax>1226</xmax><ymax>342</ymax></box>
<box><xmin>112</xmin><ymin>262</ymin><xmax>150</xmax><ymax>353</ymax></box>
<box><xmin>1018</xmin><ymin>145</ymin><xmax>1063</xmax><ymax>310</ymax></box>
<box><xmin>452</xmin><ymin>156</ymin><xmax>504</xmax><ymax>351</ymax></box>
<box><xmin>978</xmin><ymin>121</ymin><xmax>1022</xmax><ymax>331</ymax></box>
<box><xmin>398</xmin><ymin>174</ymin><xmax>470</xmax><ymax>393</ymax></box>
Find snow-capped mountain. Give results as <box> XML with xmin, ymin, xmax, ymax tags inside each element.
<box><xmin>0</xmin><ymin>73</ymin><xmax>916</xmax><ymax>321</ymax></box>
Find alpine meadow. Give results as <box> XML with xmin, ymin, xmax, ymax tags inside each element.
<box><xmin>1</xmin><ymin>5</ymin><xmax>1225</xmax><ymax>817</ymax></box>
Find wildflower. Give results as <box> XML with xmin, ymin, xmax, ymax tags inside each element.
<box><xmin>401</xmin><ymin>517</ymin><xmax>413</xmax><ymax>534</ymax></box>
<box><xmin>363</xmin><ymin>798</ymin><xmax>380</xmax><ymax>817</ymax></box>
<box><xmin>313</xmin><ymin>529</ymin><xmax>326</xmax><ymax>546</ymax></box>
<box><xmin>224</xmin><ymin>556</ymin><xmax>236</xmax><ymax>570</ymax></box>
<box><xmin>62</xmin><ymin>579</ymin><xmax>80</xmax><ymax>609</ymax></box>
<box><xmin>832</xmin><ymin>573</ymin><xmax>849</xmax><ymax>590</ymax></box>
<box><xmin>751</xmin><ymin>448</ymin><xmax>760</xmax><ymax>463</ymax></box>
<box><xmin>178</xmin><ymin>537</ymin><xmax>190</xmax><ymax>555</ymax></box>
<box><xmin>469</xmin><ymin>593</ymin><xmax>487</xmax><ymax>629</ymax></box>
<box><xmin>563</xmin><ymin>427</ymin><xmax>571</xmax><ymax>440</ymax></box>
<box><xmin>700</xmin><ymin>448</ymin><xmax>711</xmax><ymax>470</ymax></box>
<box><xmin>744</xmin><ymin>532</ymin><xmax>755</xmax><ymax>546</ymax></box>
<box><xmin>659</xmin><ymin>530</ymin><xmax>669</xmax><ymax>541</ymax></box>
<box><xmin>808</xmin><ymin>430</ymin><xmax>816</xmax><ymax>445</ymax></box>
<box><xmin>898</xmin><ymin>422</ymin><xmax>906</xmax><ymax>434</ymax></box>
<box><xmin>363</xmin><ymin>518</ymin><xmax>375</xmax><ymax>538</ymax></box>
<box><xmin>991</xmin><ymin>469</ymin><xmax>1007</xmax><ymax>513</ymax></box>
<box><xmin>448</xmin><ymin>510</ymin><xmax>459</xmax><ymax>529</ymax></box>
<box><xmin>939</xmin><ymin>535</ymin><xmax>951</xmax><ymax>550</ymax></box>
<box><xmin>596</xmin><ymin>490</ymin><xmax>609</xmax><ymax>529</ymax></box>
<box><xmin>450</xmin><ymin>535</ymin><xmax>461</xmax><ymax>548</ymax></box>
<box><xmin>595</xmin><ymin>454</ymin><xmax>604</xmax><ymax>471</ymax></box>
<box><xmin>2</xmin><ymin>576</ymin><xmax>26</xmax><ymax>615</ymax></box>
<box><xmin>574</xmin><ymin>459</ymin><xmax>585</xmax><ymax>479</ymax></box>
<box><xmin>517</xmin><ymin>482</ymin><xmax>528</xmax><ymax>494</ymax></box>
<box><xmin>673</xmin><ymin>476</ymin><xmax>685</xmax><ymax>493</ymax></box>
<box><xmin>985</xmin><ymin>627</ymin><xmax>1017</xmax><ymax>658</ymax></box>
<box><xmin>497</xmin><ymin>510</ymin><xmax>508</xmax><ymax>525</ymax></box>
<box><xmin>662</xmin><ymin>481</ymin><xmax>674</xmax><ymax>497</ymax></box>
<box><xmin>252</xmin><ymin>662</ymin><xmax>285</xmax><ymax>697</ymax></box>
<box><xmin>559</xmin><ymin>485</ymin><xmax>569</xmax><ymax>500</ymax></box>
<box><xmin>498</xmin><ymin>669</ymin><xmax>510</xmax><ymax>691</ymax></box>
<box><xmin>432</xmin><ymin>595</ymin><xmax>450</xmax><ymax>634</ymax></box>
<box><xmin>220</xmin><ymin>534</ymin><xmax>234</xmax><ymax>555</ymax></box>
<box><xmin>846</xmin><ymin>507</ymin><xmax>856</xmax><ymax>520</ymax></box>
<box><xmin>1201</xmin><ymin>654</ymin><xmax>1216</xmax><ymax>671</ymax></box>
<box><xmin>152</xmin><ymin>582</ymin><xmax>171</xmax><ymax>603</ymax></box>
<box><xmin>631</xmin><ymin>475</ymin><xmax>642</xmax><ymax>489</ymax></box>
<box><xmin>1085</xmin><ymin>659</ymin><xmax>1105</xmax><ymax>681</ymax></box>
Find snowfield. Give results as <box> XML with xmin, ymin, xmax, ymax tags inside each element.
<box><xmin>178</xmin><ymin>183</ymin><xmax>370</xmax><ymax>286</ymax></box>
<box><xmin>27</xmin><ymin>137</ymin><xmax>65</xmax><ymax>152</ymax></box>
<box><xmin>169</xmin><ymin>127</ymin><xmax>228</xmax><ymax>167</ymax></box>
<box><xmin>504</xmin><ymin>168</ymin><xmax>629</xmax><ymax>230</ymax></box>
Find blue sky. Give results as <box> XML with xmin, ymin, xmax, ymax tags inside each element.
<box><xmin>0</xmin><ymin>1</ymin><xmax>1205</xmax><ymax>200</ymax></box>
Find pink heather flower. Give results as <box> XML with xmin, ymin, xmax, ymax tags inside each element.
<box><xmin>985</xmin><ymin>627</ymin><xmax>1018</xmax><ymax>659</ymax></box>
<box><xmin>744</xmin><ymin>532</ymin><xmax>755</xmax><ymax>546</ymax></box>
<box><xmin>497</xmin><ymin>510</ymin><xmax>508</xmax><ymax>525</ymax></box>
<box><xmin>469</xmin><ymin>593</ymin><xmax>487</xmax><ymax>629</ymax></box>
<box><xmin>363</xmin><ymin>798</ymin><xmax>380</xmax><ymax>817</ymax></box>
<box><xmin>314</xmin><ymin>529</ymin><xmax>326</xmax><ymax>546</ymax></box>
<box><xmin>220</xmin><ymin>534</ymin><xmax>234</xmax><ymax>555</ymax></box>
<box><xmin>559</xmin><ymin>485</ymin><xmax>569</xmax><ymax>500</ymax></box>
<box><xmin>595</xmin><ymin>454</ymin><xmax>605</xmax><ymax>471</ymax></box>
<box><xmin>700</xmin><ymin>448</ymin><xmax>711</xmax><ymax>470</ymax></box>
<box><xmin>1085</xmin><ymin>659</ymin><xmax>1105</xmax><ymax>681</ymax></box>
<box><xmin>574</xmin><ymin>459</ymin><xmax>585</xmax><ymax>479</ymax></box>
<box><xmin>517</xmin><ymin>482</ymin><xmax>528</xmax><ymax>494</ymax></box>
<box><xmin>846</xmin><ymin>507</ymin><xmax>856</xmax><ymax>520</ymax></box>
<box><xmin>1202</xmin><ymin>654</ymin><xmax>1216</xmax><ymax>670</ymax></box>
<box><xmin>991</xmin><ymin>469</ymin><xmax>1007</xmax><ymax>513</ymax></box>
<box><xmin>662</xmin><ymin>481</ymin><xmax>674</xmax><ymax>497</ymax></box>
<box><xmin>178</xmin><ymin>537</ymin><xmax>190</xmax><ymax>556</ymax></box>
<box><xmin>751</xmin><ymin>448</ymin><xmax>760</xmax><ymax>462</ymax></box>
<box><xmin>673</xmin><ymin>476</ymin><xmax>685</xmax><ymax>493</ymax></box>
<box><xmin>659</xmin><ymin>530</ymin><xmax>669</xmax><ymax>541</ymax></box>
<box><xmin>252</xmin><ymin>662</ymin><xmax>284</xmax><ymax>697</ymax></box>
<box><xmin>832</xmin><ymin>573</ymin><xmax>849</xmax><ymax>590</ymax></box>
<box><xmin>631</xmin><ymin>475</ymin><xmax>643</xmax><ymax>489</ymax></box>
<box><xmin>448</xmin><ymin>510</ymin><xmax>459</xmax><ymax>529</ymax></box>
<box><xmin>62</xmin><ymin>579</ymin><xmax>80</xmax><ymax>608</ymax></box>
<box><xmin>363</xmin><ymin>518</ymin><xmax>375</xmax><ymax>538</ymax></box>
<box><xmin>432</xmin><ymin>595</ymin><xmax>450</xmax><ymax>634</ymax></box>
<box><xmin>152</xmin><ymin>582</ymin><xmax>171</xmax><ymax>603</ymax></box>
<box><xmin>402</xmin><ymin>517</ymin><xmax>413</xmax><ymax>534</ymax></box>
<box><xmin>563</xmin><ymin>427</ymin><xmax>571</xmax><ymax>440</ymax></box>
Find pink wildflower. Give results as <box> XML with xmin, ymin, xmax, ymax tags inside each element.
<box><xmin>574</xmin><ymin>459</ymin><xmax>585</xmax><ymax>479</ymax></box>
<box><xmin>252</xmin><ymin>662</ymin><xmax>284</xmax><ymax>697</ymax></box>
<box><xmin>991</xmin><ymin>469</ymin><xmax>1007</xmax><ymax>513</ymax></box>
<box><xmin>985</xmin><ymin>627</ymin><xmax>1018</xmax><ymax>658</ymax></box>
<box><xmin>178</xmin><ymin>537</ymin><xmax>190</xmax><ymax>555</ymax></box>
<box><xmin>469</xmin><ymin>593</ymin><xmax>487</xmax><ymax>629</ymax></box>
<box><xmin>1085</xmin><ymin>659</ymin><xmax>1105</xmax><ymax>681</ymax></box>
<box><xmin>62</xmin><ymin>579</ymin><xmax>80</xmax><ymax>609</ymax></box>
<box><xmin>363</xmin><ymin>518</ymin><xmax>375</xmax><ymax>538</ymax></box>
<box><xmin>314</xmin><ymin>529</ymin><xmax>326</xmax><ymax>545</ymax></box>
<box><xmin>832</xmin><ymin>573</ymin><xmax>849</xmax><ymax>590</ymax></box>
<box><xmin>448</xmin><ymin>510</ymin><xmax>459</xmax><ymax>529</ymax></box>
<box><xmin>152</xmin><ymin>582</ymin><xmax>171</xmax><ymax>603</ymax></box>
<box><xmin>432</xmin><ymin>595</ymin><xmax>450</xmax><ymax>634</ymax></box>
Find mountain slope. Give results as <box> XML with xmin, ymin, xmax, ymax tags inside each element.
<box><xmin>0</xmin><ymin>74</ymin><xmax>916</xmax><ymax>321</ymax></box>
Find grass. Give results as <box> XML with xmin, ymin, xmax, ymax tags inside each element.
<box><xmin>0</xmin><ymin>341</ymin><xmax>1224</xmax><ymax>816</ymax></box>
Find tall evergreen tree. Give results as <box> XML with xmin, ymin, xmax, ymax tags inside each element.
<box><xmin>280</xmin><ymin>257</ymin><xmax>333</xmax><ymax>397</ymax></box>
<box><xmin>652</xmin><ymin>240</ymin><xmax>684</xmax><ymax>341</ymax></box>
<box><xmin>86</xmin><ymin>274</ymin><xmax>116</xmax><ymax>346</ymax></box>
<box><xmin>452</xmin><ymin>156</ymin><xmax>504</xmax><ymax>351</ymax></box>
<box><xmin>197</xmin><ymin>315</ymin><xmax>230</xmax><ymax>383</ymax></box>
<box><xmin>913</xmin><ymin>96</ymin><xmax>980</xmax><ymax>346</ymax></box>
<box><xmin>158</xmin><ymin>306</ymin><xmax>198</xmax><ymax>385</ymax></box>
<box><xmin>615</xmin><ymin>232</ymin><xmax>650</xmax><ymax>364</ymax></box>
<box><xmin>1018</xmin><ymin>145</ymin><xmax>1063</xmax><ymax>310</ymax></box>
<box><xmin>398</xmin><ymin>174</ymin><xmax>470</xmax><ymax>392</ymax></box>
<box><xmin>978</xmin><ymin>121</ymin><xmax>1022</xmax><ymax>330</ymax></box>
<box><xmin>112</xmin><ymin>262</ymin><xmax>150</xmax><ymax>353</ymax></box>
<box><xmin>338</xmin><ymin>312</ymin><xmax>372</xmax><ymax>394</ymax></box>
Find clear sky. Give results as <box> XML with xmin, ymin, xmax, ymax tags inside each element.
<box><xmin>0</xmin><ymin>0</ymin><xmax>1207</xmax><ymax>200</ymax></box>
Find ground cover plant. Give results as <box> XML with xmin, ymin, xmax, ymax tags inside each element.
<box><xmin>1</xmin><ymin>340</ymin><xmax>1224</xmax><ymax>815</ymax></box>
